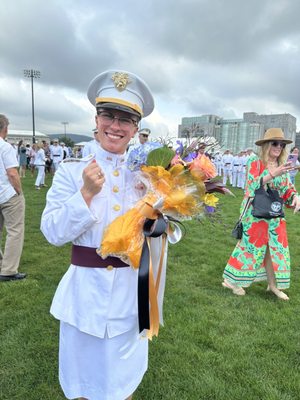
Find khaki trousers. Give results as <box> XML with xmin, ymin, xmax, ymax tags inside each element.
<box><xmin>0</xmin><ymin>194</ymin><xmax>25</xmax><ymax>275</ymax></box>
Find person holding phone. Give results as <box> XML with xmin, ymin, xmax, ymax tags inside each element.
<box><xmin>288</xmin><ymin>147</ymin><xmax>300</xmax><ymax>185</ymax></box>
<box><xmin>222</xmin><ymin>128</ymin><xmax>300</xmax><ymax>300</ymax></box>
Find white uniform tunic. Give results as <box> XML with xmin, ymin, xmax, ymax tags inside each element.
<box><xmin>50</xmin><ymin>144</ymin><xmax>64</xmax><ymax>171</ymax></box>
<box><xmin>41</xmin><ymin>147</ymin><xmax>177</xmax><ymax>400</ymax></box>
<box><xmin>238</xmin><ymin>155</ymin><xmax>248</xmax><ymax>189</ymax></box>
<box><xmin>231</xmin><ymin>155</ymin><xmax>240</xmax><ymax>187</ymax></box>
<box><xmin>222</xmin><ymin>154</ymin><xmax>233</xmax><ymax>185</ymax></box>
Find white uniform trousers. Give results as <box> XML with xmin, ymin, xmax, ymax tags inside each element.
<box><xmin>35</xmin><ymin>165</ymin><xmax>45</xmax><ymax>187</ymax></box>
<box><xmin>231</xmin><ymin>166</ymin><xmax>239</xmax><ymax>187</ymax></box>
<box><xmin>237</xmin><ymin>168</ymin><xmax>246</xmax><ymax>189</ymax></box>
<box><xmin>222</xmin><ymin>165</ymin><xmax>231</xmax><ymax>185</ymax></box>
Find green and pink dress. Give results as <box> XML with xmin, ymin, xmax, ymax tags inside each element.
<box><xmin>223</xmin><ymin>155</ymin><xmax>298</xmax><ymax>289</ymax></box>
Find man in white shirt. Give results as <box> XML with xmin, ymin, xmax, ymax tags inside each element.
<box><xmin>0</xmin><ymin>114</ymin><xmax>26</xmax><ymax>281</ymax></box>
<box><xmin>10</xmin><ymin>142</ymin><xmax>18</xmax><ymax>158</ymax></box>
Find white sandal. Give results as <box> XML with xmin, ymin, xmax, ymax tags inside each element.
<box><xmin>222</xmin><ymin>280</ymin><xmax>246</xmax><ymax>296</ymax></box>
<box><xmin>266</xmin><ymin>285</ymin><xmax>289</xmax><ymax>300</ymax></box>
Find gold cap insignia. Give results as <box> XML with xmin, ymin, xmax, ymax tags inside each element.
<box><xmin>111</xmin><ymin>72</ymin><xmax>131</xmax><ymax>92</ymax></box>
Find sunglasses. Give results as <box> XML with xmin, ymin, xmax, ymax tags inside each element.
<box><xmin>271</xmin><ymin>141</ymin><xmax>286</xmax><ymax>149</ymax></box>
<box><xmin>140</xmin><ymin>134</ymin><xmax>149</xmax><ymax>138</ymax></box>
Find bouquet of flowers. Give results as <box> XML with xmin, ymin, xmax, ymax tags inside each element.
<box><xmin>97</xmin><ymin>138</ymin><xmax>230</xmax><ymax>337</ymax></box>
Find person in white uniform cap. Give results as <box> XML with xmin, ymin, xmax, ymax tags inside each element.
<box><xmin>82</xmin><ymin>128</ymin><xmax>101</xmax><ymax>157</ymax></box>
<box><xmin>50</xmin><ymin>139</ymin><xmax>64</xmax><ymax>174</ymax></box>
<box><xmin>137</xmin><ymin>127</ymin><xmax>151</xmax><ymax>144</ymax></box>
<box><xmin>222</xmin><ymin>150</ymin><xmax>233</xmax><ymax>186</ymax></box>
<box><xmin>126</xmin><ymin>127</ymin><xmax>152</xmax><ymax>161</ymax></box>
<box><xmin>41</xmin><ymin>70</ymin><xmax>179</xmax><ymax>400</ymax></box>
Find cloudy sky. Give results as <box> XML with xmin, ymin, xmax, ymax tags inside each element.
<box><xmin>1</xmin><ymin>0</ymin><xmax>300</xmax><ymax>140</ymax></box>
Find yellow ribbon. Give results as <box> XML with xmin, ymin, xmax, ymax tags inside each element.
<box><xmin>146</xmin><ymin>234</ymin><xmax>167</xmax><ymax>339</ymax></box>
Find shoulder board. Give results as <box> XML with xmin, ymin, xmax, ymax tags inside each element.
<box><xmin>62</xmin><ymin>158</ymin><xmax>81</xmax><ymax>163</ymax></box>
<box><xmin>62</xmin><ymin>154</ymin><xmax>95</xmax><ymax>163</ymax></box>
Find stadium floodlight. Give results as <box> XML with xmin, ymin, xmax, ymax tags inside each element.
<box><xmin>23</xmin><ymin>69</ymin><xmax>41</xmax><ymax>143</ymax></box>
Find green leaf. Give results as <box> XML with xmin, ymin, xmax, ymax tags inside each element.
<box><xmin>146</xmin><ymin>146</ymin><xmax>175</xmax><ymax>168</ymax></box>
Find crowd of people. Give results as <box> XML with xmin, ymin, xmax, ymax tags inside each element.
<box><xmin>1</xmin><ymin>66</ymin><xmax>300</xmax><ymax>400</ymax></box>
<box><xmin>8</xmin><ymin>138</ymin><xmax>74</xmax><ymax>188</ymax></box>
<box><xmin>212</xmin><ymin>148</ymin><xmax>255</xmax><ymax>188</ymax></box>
<box><xmin>210</xmin><ymin>146</ymin><xmax>299</xmax><ymax>190</ymax></box>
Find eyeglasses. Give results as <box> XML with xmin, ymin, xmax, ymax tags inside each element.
<box><xmin>97</xmin><ymin>111</ymin><xmax>138</xmax><ymax>128</ymax></box>
<box><xmin>271</xmin><ymin>141</ymin><xmax>286</xmax><ymax>149</ymax></box>
<box><xmin>140</xmin><ymin>134</ymin><xmax>149</xmax><ymax>138</ymax></box>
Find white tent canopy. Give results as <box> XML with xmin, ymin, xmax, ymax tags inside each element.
<box><xmin>75</xmin><ymin>141</ymin><xmax>89</xmax><ymax>146</ymax></box>
<box><xmin>7</xmin><ymin>129</ymin><xmax>49</xmax><ymax>144</ymax></box>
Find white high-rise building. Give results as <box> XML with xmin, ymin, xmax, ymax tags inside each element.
<box><xmin>178</xmin><ymin>112</ymin><xmax>297</xmax><ymax>153</ymax></box>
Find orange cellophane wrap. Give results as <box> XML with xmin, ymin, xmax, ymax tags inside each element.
<box><xmin>99</xmin><ymin>193</ymin><xmax>158</xmax><ymax>269</ymax></box>
<box><xmin>141</xmin><ymin>165</ymin><xmax>206</xmax><ymax>216</ymax></box>
<box><xmin>99</xmin><ymin>164</ymin><xmax>207</xmax><ymax>268</ymax></box>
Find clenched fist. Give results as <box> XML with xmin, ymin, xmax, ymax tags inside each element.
<box><xmin>80</xmin><ymin>160</ymin><xmax>105</xmax><ymax>206</ymax></box>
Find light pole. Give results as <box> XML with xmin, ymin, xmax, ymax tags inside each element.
<box><xmin>61</xmin><ymin>122</ymin><xmax>69</xmax><ymax>139</ymax></box>
<box><xmin>24</xmin><ymin>69</ymin><xmax>40</xmax><ymax>144</ymax></box>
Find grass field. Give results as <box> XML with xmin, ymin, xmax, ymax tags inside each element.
<box><xmin>0</xmin><ymin>172</ymin><xmax>300</xmax><ymax>400</ymax></box>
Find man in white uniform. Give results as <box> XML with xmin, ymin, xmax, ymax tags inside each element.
<box><xmin>231</xmin><ymin>153</ymin><xmax>240</xmax><ymax>188</ymax></box>
<box><xmin>238</xmin><ymin>150</ymin><xmax>249</xmax><ymax>189</ymax></box>
<box><xmin>0</xmin><ymin>114</ymin><xmax>26</xmax><ymax>281</ymax></box>
<box><xmin>82</xmin><ymin>128</ymin><xmax>101</xmax><ymax>157</ymax></box>
<box><xmin>222</xmin><ymin>150</ymin><xmax>233</xmax><ymax>186</ymax></box>
<box><xmin>41</xmin><ymin>70</ymin><xmax>179</xmax><ymax>400</ymax></box>
<box><xmin>50</xmin><ymin>139</ymin><xmax>64</xmax><ymax>173</ymax></box>
<box><xmin>126</xmin><ymin>128</ymin><xmax>151</xmax><ymax>157</ymax></box>
<box><xmin>60</xmin><ymin>142</ymin><xmax>70</xmax><ymax>159</ymax></box>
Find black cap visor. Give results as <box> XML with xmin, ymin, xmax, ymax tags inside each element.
<box><xmin>96</xmin><ymin>103</ymin><xmax>141</xmax><ymax>118</ymax></box>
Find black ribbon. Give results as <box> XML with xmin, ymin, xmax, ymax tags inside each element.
<box><xmin>138</xmin><ymin>214</ymin><xmax>168</xmax><ymax>333</ymax></box>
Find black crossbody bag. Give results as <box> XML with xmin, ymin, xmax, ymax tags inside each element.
<box><xmin>251</xmin><ymin>178</ymin><xmax>284</xmax><ymax>219</ymax></box>
<box><xmin>232</xmin><ymin>197</ymin><xmax>252</xmax><ymax>240</ymax></box>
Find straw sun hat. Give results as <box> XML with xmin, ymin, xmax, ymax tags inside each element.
<box><xmin>255</xmin><ymin>128</ymin><xmax>293</xmax><ymax>146</ymax></box>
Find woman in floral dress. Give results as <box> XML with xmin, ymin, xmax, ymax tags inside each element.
<box><xmin>222</xmin><ymin>128</ymin><xmax>300</xmax><ymax>300</ymax></box>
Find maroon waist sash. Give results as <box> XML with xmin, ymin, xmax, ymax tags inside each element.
<box><xmin>71</xmin><ymin>245</ymin><xmax>129</xmax><ymax>268</ymax></box>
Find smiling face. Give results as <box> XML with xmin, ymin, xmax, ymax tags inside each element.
<box><xmin>95</xmin><ymin>108</ymin><xmax>139</xmax><ymax>154</ymax></box>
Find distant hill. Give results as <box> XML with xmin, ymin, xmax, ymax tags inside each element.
<box><xmin>48</xmin><ymin>133</ymin><xmax>93</xmax><ymax>144</ymax></box>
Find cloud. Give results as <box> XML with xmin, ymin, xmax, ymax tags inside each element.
<box><xmin>0</xmin><ymin>0</ymin><xmax>300</xmax><ymax>137</ymax></box>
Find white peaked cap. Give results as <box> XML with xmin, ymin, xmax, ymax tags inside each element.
<box><xmin>87</xmin><ymin>70</ymin><xmax>154</xmax><ymax>118</ymax></box>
